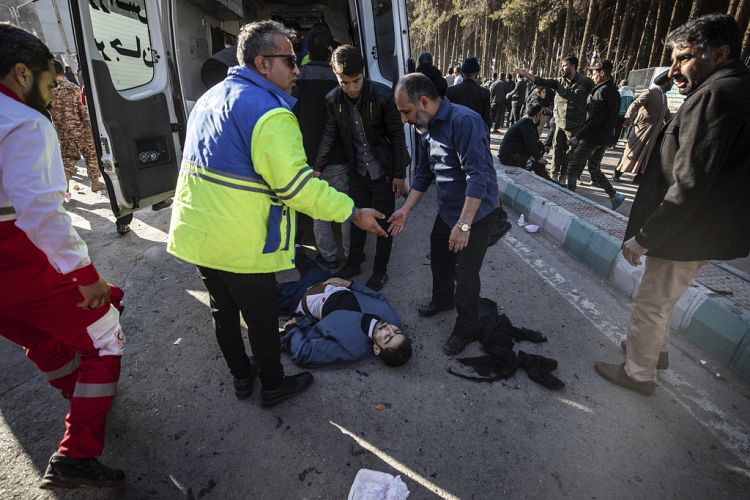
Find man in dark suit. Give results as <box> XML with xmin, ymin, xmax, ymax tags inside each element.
<box><xmin>595</xmin><ymin>14</ymin><xmax>750</xmax><ymax>395</ymax></box>
<box><xmin>506</xmin><ymin>75</ymin><xmax>527</xmax><ymax>125</ymax></box>
<box><xmin>489</xmin><ymin>73</ymin><xmax>507</xmax><ymax>132</ymax></box>
<box><xmin>445</xmin><ymin>57</ymin><xmax>491</xmax><ymax>129</ymax></box>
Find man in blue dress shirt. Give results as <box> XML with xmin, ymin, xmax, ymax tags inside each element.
<box><xmin>388</xmin><ymin>73</ymin><xmax>499</xmax><ymax>356</ymax></box>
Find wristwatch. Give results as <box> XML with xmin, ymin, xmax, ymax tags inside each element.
<box><xmin>457</xmin><ymin>221</ymin><xmax>471</xmax><ymax>232</ymax></box>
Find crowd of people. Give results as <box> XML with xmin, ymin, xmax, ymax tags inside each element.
<box><xmin>0</xmin><ymin>11</ymin><xmax>748</xmax><ymax>491</ymax></box>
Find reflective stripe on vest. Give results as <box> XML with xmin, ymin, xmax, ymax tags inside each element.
<box><xmin>73</xmin><ymin>382</ymin><xmax>117</xmax><ymax>398</ymax></box>
<box><xmin>44</xmin><ymin>353</ymin><xmax>81</xmax><ymax>380</ymax></box>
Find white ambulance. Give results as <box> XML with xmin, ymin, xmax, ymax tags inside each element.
<box><xmin>69</xmin><ymin>0</ymin><xmax>412</xmax><ymax>218</ymax></box>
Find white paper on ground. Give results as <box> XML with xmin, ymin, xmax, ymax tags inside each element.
<box><xmin>347</xmin><ymin>469</ymin><xmax>410</xmax><ymax>500</ymax></box>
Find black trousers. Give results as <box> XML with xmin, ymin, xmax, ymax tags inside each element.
<box><xmin>491</xmin><ymin>101</ymin><xmax>506</xmax><ymax>129</ymax></box>
<box><xmin>499</xmin><ymin>152</ymin><xmax>551</xmax><ymax>180</ymax></box>
<box><xmin>566</xmin><ymin>139</ymin><xmax>615</xmax><ymax>196</ymax></box>
<box><xmin>430</xmin><ymin>212</ymin><xmax>494</xmax><ymax>340</ymax></box>
<box><xmin>197</xmin><ymin>266</ymin><xmax>284</xmax><ymax>388</ymax></box>
<box><xmin>551</xmin><ymin>127</ymin><xmax>576</xmax><ymax>180</ymax></box>
<box><xmin>509</xmin><ymin>101</ymin><xmax>524</xmax><ymax>125</ymax></box>
<box><xmin>347</xmin><ymin>171</ymin><xmax>395</xmax><ymax>273</ymax></box>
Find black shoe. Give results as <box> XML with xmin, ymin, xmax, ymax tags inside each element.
<box><xmin>40</xmin><ymin>454</ymin><xmax>125</xmax><ymax>489</ymax></box>
<box><xmin>365</xmin><ymin>271</ymin><xmax>388</xmax><ymax>291</ymax></box>
<box><xmin>115</xmin><ymin>223</ymin><xmax>130</xmax><ymax>235</ymax></box>
<box><xmin>620</xmin><ymin>340</ymin><xmax>669</xmax><ymax>370</ymax></box>
<box><xmin>260</xmin><ymin>372</ymin><xmax>314</xmax><ymax>408</ymax></box>
<box><xmin>233</xmin><ymin>361</ymin><xmax>258</xmax><ymax>400</ymax></box>
<box><xmin>611</xmin><ymin>171</ymin><xmax>622</xmax><ymax>182</ymax></box>
<box><xmin>315</xmin><ymin>254</ymin><xmax>339</xmax><ymax>270</ymax></box>
<box><xmin>335</xmin><ymin>263</ymin><xmax>362</xmax><ymax>280</ymax></box>
<box><xmin>444</xmin><ymin>335</ymin><xmax>471</xmax><ymax>356</ymax></box>
<box><xmin>417</xmin><ymin>300</ymin><xmax>454</xmax><ymax>318</ymax></box>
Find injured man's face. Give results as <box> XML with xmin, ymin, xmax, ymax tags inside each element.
<box><xmin>372</xmin><ymin>320</ymin><xmax>412</xmax><ymax>367</ymax></box>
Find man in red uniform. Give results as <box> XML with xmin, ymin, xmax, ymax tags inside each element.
<box><xmin>0</xmin><ymin>24</ymin><xmax>125</xmax><ymax>489</ymax></box>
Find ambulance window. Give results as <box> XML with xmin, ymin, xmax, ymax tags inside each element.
<box><xmin>371</xmin><ymin>0</ymin><xmax>397</xmax><ymax>82</ymax></box>
<box><xmin>88</xmin><ymin>0</ymin><xmax>155</xmax><ymax>91</ymax></box>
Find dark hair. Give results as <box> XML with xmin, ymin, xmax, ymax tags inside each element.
<box><xmin>654</xmin><ymin>70</ymin><xmax>671</xmax><ymax>87</ymax></box>
<box><xmin>379</xmin><ymin>334</ymin><xmax>412</xmax><ymax>367</ymax></box>
<box><xmin>562</xmin><ymin>55</ymin><xmax>578</xmax><ymax>68</ymax></box>
<box><xmin>619</xmin><ymin>79</ymin><xmax>629</xmax><ymax>86</ymax></box>
<box><xmin>526</xmin><ymin>103</ymin><xmax>543</xmax><ymax>117</ymax></box>
<box><xmin>307</xmin><ymin>31</ymin><xmax>332</xmax><ymax>61</ymax></box>
<box><xmin>395</xmin><ymin>72</ymin><xmax>439</xmax><ymax>102</ymax></box>
<box><xmin>666</xmin><ymin>13</ymin><xmax>741</xmax><ymax>60</ymax></box>
<box><xmin>492</xmin><ymin>72</ymin><xmax>498</xmax><ymax>79</ymax></box>
<box><xmin>53</xmin><ymin>59</ymin><xmax>64</xmax><ymax>75</ymax></box>
<box><xmin>0</xmin><ymin>23</ymin><xmax>53</xmax><ymax>79</ymax></box>
<box><xmin>331</xmin><ymin>45</ymin><xmax>364</xmax><ymax>76</ymax></box>
<box><xmin>237</xmin><ymin>20</ymin><xmax>291</xmax><ymax>69</ymax></box>
<box><xmin>454</xmin><ymin>65</ymin><xmax>461</xmax><ymax>73</ymax></box>
<box><xmin>285</xmin><ymin>20</ymin><xmax>302</xmax><ymax>32</ymax></box>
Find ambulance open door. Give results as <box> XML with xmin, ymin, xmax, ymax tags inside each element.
<box><xmin>68</xmin><ymin>0</ymin><xmax>182</xmax><ymax>217</ymax></box>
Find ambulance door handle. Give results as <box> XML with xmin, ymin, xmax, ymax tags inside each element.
<box><xmin>370</xmin><ymin>45</ymin><xmax>378</xmax><ymax>59</ymax></box>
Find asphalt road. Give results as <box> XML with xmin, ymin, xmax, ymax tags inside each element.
<box><xmin>1</xmin><ymin>172</ymin><xmax>749</xmax><ymax>499</ymax></box>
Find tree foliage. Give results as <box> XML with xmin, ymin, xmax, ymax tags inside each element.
<box><xmin>406</xmin><ymin>0</ymin><xmax>750</xmax><ymax>78</ymax></box>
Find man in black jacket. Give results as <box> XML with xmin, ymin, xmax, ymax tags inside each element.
<box><xmin>489</xmin><ymin>73</ymin><xmax>507</xmax><ymax>132</ymax></box>
<box><xmin>445</xmin><ymin>57</ymin><xmax>491</xmax><ymax>128</ymax></box>
<box><xmin>516</xmin><ymin>56</ymin><xmax>594</xmax><ymax>184</ymax></box>
<box><xmin>499</xmin><ymin>104</ymin><xmax>550</xmax><ymax>180</ymax></box>
<box><xmin>562</xmin><ymin>59</ymin><xmax>624</xmax><ymax>210</ymax></box>
<box><xmin>595</xmin><ymin>14</ymin><xmax>750</xmax><ymax>395</ymax></box>
<box><xmin>505</xmin><ymin>75</ymin><xmax>527</xmax><ymax>126</ymax></box>
<box><xmin>316</xmin><ymin>45</ymin><xmax>408</xmax><ymax>291</ymax></box>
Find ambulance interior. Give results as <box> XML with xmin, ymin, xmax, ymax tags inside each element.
<box><xmin>171</xmin><ymin>0</ymin><xmax>400</xmax><ymax>113</ymax></box>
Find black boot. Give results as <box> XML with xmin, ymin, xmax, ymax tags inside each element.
<box><xmin>260</xmin><ymin>372</ymin><xmax>314</xmax><ymax>408</ymax></box>
<box><xmin>40</xmin><ymin>454</ymin><xmax>125</xmax><ymax>489</ymax></box>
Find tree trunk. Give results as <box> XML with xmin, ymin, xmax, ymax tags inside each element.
<box><xmin>688</xmin><ymin>0</ymin><xmax>702</xmax><ymax>19</ymax></box>
<box><xmin>606</xmin><ymin>0</ymin><xmax>625</xmax><ymax>59</ymax></box>
<box><xmin>560</xmin><ymin>0</ymin><xmax>574</xmax><ymax>59</ymax></box>
<box><xmin>728</xmin><ymin>0</ymin><xmax>739</xmax><ymax>15</ymax></box>
<box><xmin>743</xmin><ymin>15</ymin><xmax>750</xmax><ymax>62</ymax></box>
<box><xmin>530</xmin><ymin>6</ymin><xmax>540</xmax><ymax>70</ymax></box>
<box><xmin>614</xmin><ymin>4</ymin><xmax>633</xmax><ymax>77</ymax></box>
<box><xmin>624</xmin><ymin>0</ymin><xmax>645</xmax><ymax>74</ymax></box>
<box><xmin>648</xmin><ymin>0</ymin><xmax>669</xmax><ymax>67</ymax></box>
<box><xmin>482</xmin><ymin>10</ymin><xmax>490</xmax><ymax>73</ymax></box>
<box><xmin>450</xmin><ymin>17</ymin><xmax>460</xmax><ymax>69</ymax></box>
<box><xmin>734</xmin><ymin>0</ymin><xmax>749</xmax><ymax>27</ymax></box>
<box><xmin>634</xmin><ymin>0</ymin><xmax>657</xmax><ymax>69</ymax></box>
<box><xmin>660</xmin><ymin>0</ymin><xmax>683</xmax><ymax>64</ymax></box>
<box><xmin>578</xmin><ymin>0</ymin><xmax>596</xmax><ymax>67</ymax></box>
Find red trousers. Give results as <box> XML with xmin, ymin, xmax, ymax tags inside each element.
<box><xmin>0</xmin><ymin>221</ymin><xmax>124</xmax><ymax>458</ymax></box>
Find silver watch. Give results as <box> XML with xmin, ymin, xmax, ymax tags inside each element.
<box><xmin>457</xmin><ymin>221</ymin><xmax>471</xmax><ymax>232</ymax></box>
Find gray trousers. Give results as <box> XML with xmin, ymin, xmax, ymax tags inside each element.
<box><xmin>313</xmin><ymin>163</ymin><xmax>350</xmax><ymax>262</ymax></box>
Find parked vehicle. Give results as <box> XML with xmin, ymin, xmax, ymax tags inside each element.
<box><xmin>69</xmin><ymin>0</ymin><xmax>413</xmax><ymax>218</ymax></box>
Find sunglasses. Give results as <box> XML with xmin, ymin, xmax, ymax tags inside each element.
<box><xmin>261</xmin><ymin>54</ymin><xmax>298</xmax><ymax>69</ymax></box>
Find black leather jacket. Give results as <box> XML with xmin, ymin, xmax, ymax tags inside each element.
<box><xmin>315</xmin><ymin>79</ymin><xmax>409</xmax><ymax>179</ymax></box>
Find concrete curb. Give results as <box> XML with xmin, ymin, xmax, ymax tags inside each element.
<box><xmin>496</xmin><ymin>168</ymin><xmax>750</xmax><ymax>383</ymax></box>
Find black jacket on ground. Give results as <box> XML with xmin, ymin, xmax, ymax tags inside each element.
<box><xmin>446</xmin><ymin>79</ymin><xmax>492</xmax><ymax>128</ymax></box>
<box><xmin>500</xmin><ymin>117</ymin><xmax>544</xmax><ymax>159</ymax></box>
<box><xmin>624</xmin><ymin>62</ymin><xmax>750</xmax><ymax>261</ymax></box>
<box><xmin>576</xmin><ymin>79</ymin><xmax>620</xmax><ymax>146</ymax></box>
<box><xmin>293</xmin><ymin>61</ymin><xmax>346</xmax><ymax>166</ymax></box>
<box><xmin>315</xmin><ymin>79</ymin><xmax>409</xmax><ymax>178</ymax></box>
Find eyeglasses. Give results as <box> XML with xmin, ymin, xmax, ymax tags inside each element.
<box><xmin>260</xmin><ymin>54</ymin><xmax>297</xmax><ymax>69</ymax></box>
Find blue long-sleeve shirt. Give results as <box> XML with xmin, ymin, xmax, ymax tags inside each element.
<box><xmin>411</xmin><ymin>98</ymin><xmax>499</xmax><ymax>226</ymax></box>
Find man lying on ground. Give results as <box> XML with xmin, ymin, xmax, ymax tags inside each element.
<box><xmin>277</xmin><ymin>251</ymin><xmax>412</xmax><ymax>367</ymax></box>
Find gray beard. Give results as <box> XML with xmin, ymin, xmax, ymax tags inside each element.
<box><xmin>415</xmin><ymin>110</ymin><xmax>430</xmax><ymax>134</ymax></box>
